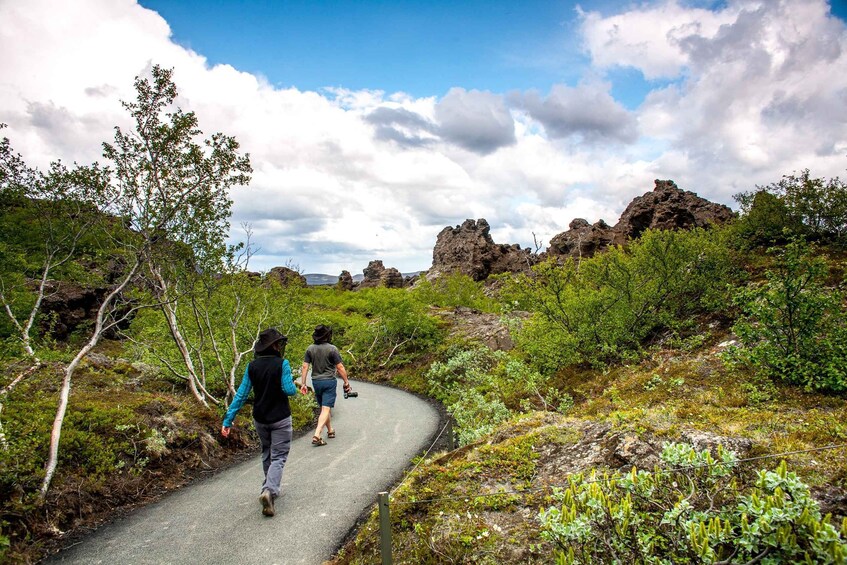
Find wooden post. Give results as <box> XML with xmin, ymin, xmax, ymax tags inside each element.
<box><xmin>378</xmin><ymin>491</ymin><xmax>392</xmax><ymax>565</ymax></box>
<box><xmin>447</xmin><ymin>417</ymin><xmax>455</xmax><ymax>451</ymax></box>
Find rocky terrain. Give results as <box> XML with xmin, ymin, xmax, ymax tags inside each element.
<box><xmin>426</xmin><ymin>179</ymin><xmax>734</xmax><ymax>281</ymax></box>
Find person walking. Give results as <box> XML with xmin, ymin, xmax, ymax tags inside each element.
<box><xmin>221</xmin><ymin>328</ymin><xmax>299</xmax><ymax>517</ymax></box>
<box><xmin>300</xmin><ymin>324</ymin><xmax>351</xmax><ymax>446</ymax></box>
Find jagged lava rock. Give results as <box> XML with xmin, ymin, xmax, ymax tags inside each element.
<box><xmin>358</xmin><ymin>260</ymin><xmax>386</xmax><ymax>289</ymax></box>
<box><xmin>546</xmin><ymin>179</ymin><xmax>735</xmax><ymax>260</ymax></box>
<box><xmin>547</xmin><ymin>218</ymin><xmax>615</xmax><ymax>259</ymax></box>
<box><xmin>614</xmin><ymin>179</ymin><xmax>735</xmax><ymax>242</ymax></box>
<box><xmin>380</xmin><ymin>267</ymin><xmax>405</xmax><ymax>289</ymax></box>
<box><xmin>267</xmin><ymin>266</ymin><xmax>307</xmax><ymax>287</ymax></box>
<box><xmin>430</xmin><ymin>218</ymin><xmax>536</xmax><ymax>281</ymax></box>
<box><xmin>39</xmin><ymin>281</ymin><xmax>109</xmax><ymax>339</ymax></box>
<box><xmin>337</xmin><ymin>270</ymin><xmax>354</xmax><ymax>291</ymax></box>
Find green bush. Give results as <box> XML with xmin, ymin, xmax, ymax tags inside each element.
<box><xmin>426</xmin><ymin>346</ymin><xmax>568</xmax><ymax>444</ymax></box>
<box><xmin>734</xmin><ymin>170</ymin><xmax>847</xmax><ymax>244</ymax></box>
<box><xmin>412</xmin><ymin>272</ymin><xmax>497</xmax><ymax>312</ymax></box>
<box><xmin>731</xmin><ymin>190</ymin><xmax>799</xmax><ymax>248</ymax></box>
<box><xmin>447</xmin><ymin>389</ymin><xmax>512</xmax><ymax>445</ymax></box>
<box><xmin>539</xmin><ymin>443</ymin><xmax>847</xmax><ymax>563</ymax></box>
<box><xmin>731</xmin><ymin>239</ymin><xmax>847</xmax><ymax>393</ymax></box>
<box><xmin>337</xmin><ymin>287</ymin><xmax>442</xmax><ymax>369</ymax></box>
<box><xmin>504</xmin><ymin>228</ymin><xmax>738</xmax><ymax>370</ymax></box>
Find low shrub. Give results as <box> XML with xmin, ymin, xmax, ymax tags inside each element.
<box><xmin>426</xmin><ymin>346</ymin><xmax>570</xmax><ymax>444</ymax></box>
<box><xmin>731</xmin><ymin>239</ymin><xmax>847</xmax><ymax>393</ymax></box>
<box><xmin>503</xmin><ymin>228</ymin><xmax>738</xmax><ymax>372</ymax></box>
<box><xmin>539</xmin><ymin>443</ymin><xmax>847</xmax><ymax>563</ymax></box>
<box><xmin>412</xmin><ymin>272</ymin><xmax>497</xmax><ymax>312</ymax></box>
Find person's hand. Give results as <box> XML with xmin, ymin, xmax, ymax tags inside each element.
<box><xmin>221</xmin><ymin>426</ymin><xmax>230</xmax><ymax>438</ymax></box>
<box><xmin>299</xmin><ymin>383</ymin><xmax>309</xmax><ymax>395</ymax></box>
<box><xmin>343</xmin><ymin>382</ymin><xmax>351</xmax><ymax>393</ymax></box>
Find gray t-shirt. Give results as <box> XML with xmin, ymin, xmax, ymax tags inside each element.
<box><xmin>304</xmin><ymin>343</ymin><xmax>343</xmax><ymax>381</ymax></box>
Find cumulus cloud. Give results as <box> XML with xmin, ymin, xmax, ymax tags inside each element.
<box><xmin>433</xmin><ymin>88</ymin><xmax>516</xmax><ymax>154</ymax></box>
<box><xmin>583</xmin><ymin>0</ymin><xmax>847</xmax><ymax>200</ymax></box>
<box><xmin>516</xmin><ymin>83</ymin><xmax>638</xmax><ymax>143</ymax></box>
<box><xmin>579</xmin><ymin>0</ymin><xmax>738</xmax><ymax>79</ymax></box>
<box><xmin>364</xmin><ymin>107</ymin><xmax>436</xmax><ymax>148</ymax></box>
<box><xmin>366</xmin><ymin>88</ymin><xmax>517</xmax><ymax>155</ymax></box>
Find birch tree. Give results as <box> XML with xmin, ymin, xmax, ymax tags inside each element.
<box><xmin>102</xmin><ymin>65</ymin><xmax>251</xmax><ymax>407</ymax></box>
<box><xmin>41</xmin><ymin>65</ymin><xmax>251</xmax><ymax>494</ymax></box>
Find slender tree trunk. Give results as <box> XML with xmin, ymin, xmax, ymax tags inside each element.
<box><xmin>40</xmin><ymin>259</ymin><xmax>139</xmax><ymax>497</ymax></box>
<box><xmin>41</xmin><ymin>339</ymin><xmax>97</xmax><ymax>496</ymax></box>
<box><xmin>161</xmin><ymin>299</ymin><xmax>209</xmax><ymax>407</ymax></box>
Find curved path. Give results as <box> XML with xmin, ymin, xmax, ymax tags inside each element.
<box><xmin>48</xmin><ymin>380</ymin><xmax>440</xmax><ymax>564</ymax></box>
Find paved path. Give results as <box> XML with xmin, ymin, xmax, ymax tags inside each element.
<box><xmin>48</xmin><ymin>380</ymin><xmax>440</xmax><ymax>564</ymax></box>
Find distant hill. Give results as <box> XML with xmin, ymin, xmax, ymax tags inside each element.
<box><xmin>303</xmin><ymin>274</ymin><xmax>340</xmax><ymax>286</ymax></box>
<box><xmin>303</xmin><ymin>272</ymin><xmax>424</xmax><ymax>286</ymax></box>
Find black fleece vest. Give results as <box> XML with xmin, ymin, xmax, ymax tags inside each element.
<box><xmin>249</xmin><ymin>355</ymin><xmax>291</xmax><ymax>424</ymax></box>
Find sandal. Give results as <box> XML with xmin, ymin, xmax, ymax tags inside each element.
<box><xmin>311</xmin><ymin>436</ymin><xmax>326</xmax><ymax>446</ymax></box>
<box><xmin>327</xmin><ymin>430</ymin><xmax>336</xmax><ymax>439</ymax></box>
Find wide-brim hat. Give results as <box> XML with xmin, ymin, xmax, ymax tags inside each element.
<box><xmin>255</xmin><ymin>328</ymin><xmax>288</xmax><ymax>353</ymax></box>
<box><xmin>312</xmin><ymin>324</ymin><xmax>332</xmax><ymax>344</ymax></box>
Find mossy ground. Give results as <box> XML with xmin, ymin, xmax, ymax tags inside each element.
<box><xmin>330</xmin><ymin>333</ymin><xmax>847</xmax><ymax>564</ymax></box>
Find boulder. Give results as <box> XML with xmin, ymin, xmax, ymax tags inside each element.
<box><xmin>337</xmin><ymin>270</ymin><xmax>354</xmax><ymax>291</ymax></box>
<box><xmin>266</xmin><ymin>266</ymin><xmax>307</xmax><ymax>287</ymax></box>
<box><xmin>430</xmin><ymin>218</ymin><xmax>537</xmax><ymax>281</ymax></box>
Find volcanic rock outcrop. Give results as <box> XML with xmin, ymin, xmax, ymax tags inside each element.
<box><xmin>267</xmin><ymin>266</ymin><xmax>307</xmax><ymax>287</ymax></box>
<box><xmin>429</xmin><ymin>219</ymin><xmax>537</xmax><ymax>281</ymax></box>
<box><xmin>616</xmin><ymin>179</ymin><xmax>735</xmax><ymax>241</ymax></box>
<box><xmin>337</xmin><ymin>270</ymin><xmax>354</xmax><ymax>291</ymax></box>
<box><xmin>547</xmin><ymin>218</ymin><xmax>615</xmax><ymax>260</ymax></box>
<box><xmin>357</xmin><ymin>260</ymin><xmax>405</xmax><ymax>289</ymax></box>
<box><xmin>39</xmin><ymin>281</ymin><xmax>110</xmax><ymax>340</ymax></box>
<box><xmin>381</xmin><ymin>267</ymin><xmax>405</xmax><ymax>289</ymax></box>
<box><xmin>546</xmin><ymin>179</ymin><xmax>735</xmax><ymax>260</ymax></box>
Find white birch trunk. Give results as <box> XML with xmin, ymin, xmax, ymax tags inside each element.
<box><xmin>40</xmin><ymin>259</ymin><xmax>139</xmax><ymax>497</ymax></box>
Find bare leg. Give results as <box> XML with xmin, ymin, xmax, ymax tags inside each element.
<box><xmin>314</xmin><ymin>406</ymin><xmax>331</xmax><ymax>438</ymax></box>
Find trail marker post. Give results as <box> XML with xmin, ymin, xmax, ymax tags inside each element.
<box><xmin>378</xmin><ymin>491</ymin><xmax>392</xmax><ymax>565</ymax></box>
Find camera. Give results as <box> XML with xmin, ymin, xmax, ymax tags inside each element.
<box><xmin>344</xmin><ymin>389</ymin><xmax>358</xmax><ymax>399</ymax></box>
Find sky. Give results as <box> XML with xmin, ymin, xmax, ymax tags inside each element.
<box><xmin>2</xmin><ymin>0</ymin><xmax>847</xmax><ymax>275</ymax></box>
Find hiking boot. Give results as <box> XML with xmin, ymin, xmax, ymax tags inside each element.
<box><xmin>260</xmin><ymin>489</ymin><xmax>274</xmax><ymax>517</ymax></box>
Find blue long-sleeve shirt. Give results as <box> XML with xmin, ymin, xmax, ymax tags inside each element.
<box><xmin>223</xmin><ymin>358</ymin><xmax>296</xmax><ymax>427</ymax></box>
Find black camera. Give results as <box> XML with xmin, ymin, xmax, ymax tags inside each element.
<box><xmin>344</xmin><ymin>390</ymin><xmax>358</xmax><ymax>399</ymax></box>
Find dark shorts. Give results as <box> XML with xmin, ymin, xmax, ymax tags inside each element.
<box><xmin>313</xmin><ymin>378</ymin><xmax>337</xmax><ymax>408</ymax></box>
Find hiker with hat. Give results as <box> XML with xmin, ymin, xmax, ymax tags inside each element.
<box><xmin>300</xmin><ymin>324</ymin><xmax>351</xmax><ymax>446</ymax></box>
<box><xmin>221</xmin><ymin>327</ymin><xmax>300</xmax><ymax>517</ymax></box>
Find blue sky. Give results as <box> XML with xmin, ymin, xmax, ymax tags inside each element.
<box><xmin>3</xmin><ymin>1</ymin><xmax>847</xmax><ymax>274</ymax></box>
<box><xmin>140</xmin><ymin>0</ymin><xmax>588</xmax><ymax>99</ymax></box>
<box><xmin>139</xmin><ymin>0</ymin><xmax>847</xmax><ymax>110</ymax></box>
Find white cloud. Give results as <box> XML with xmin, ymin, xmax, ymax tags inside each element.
<box><xmin>434</xmin><ymin>88</ymin><xmax>517</xmax><ymax>154</ymax></box>
<box><xmin>579</xmin><ymin>0</ymin><xmax>739</xmax><ymax>79</ymax></box>
<box><xmin>2</xmin><ymin>0</ymin><xmax>847</xmax><ymax>275</ymax></box>
<box><xmin>516</xmin><ymin>82</ymin><xmax>638</xmax><ymax>143</ymax></box>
